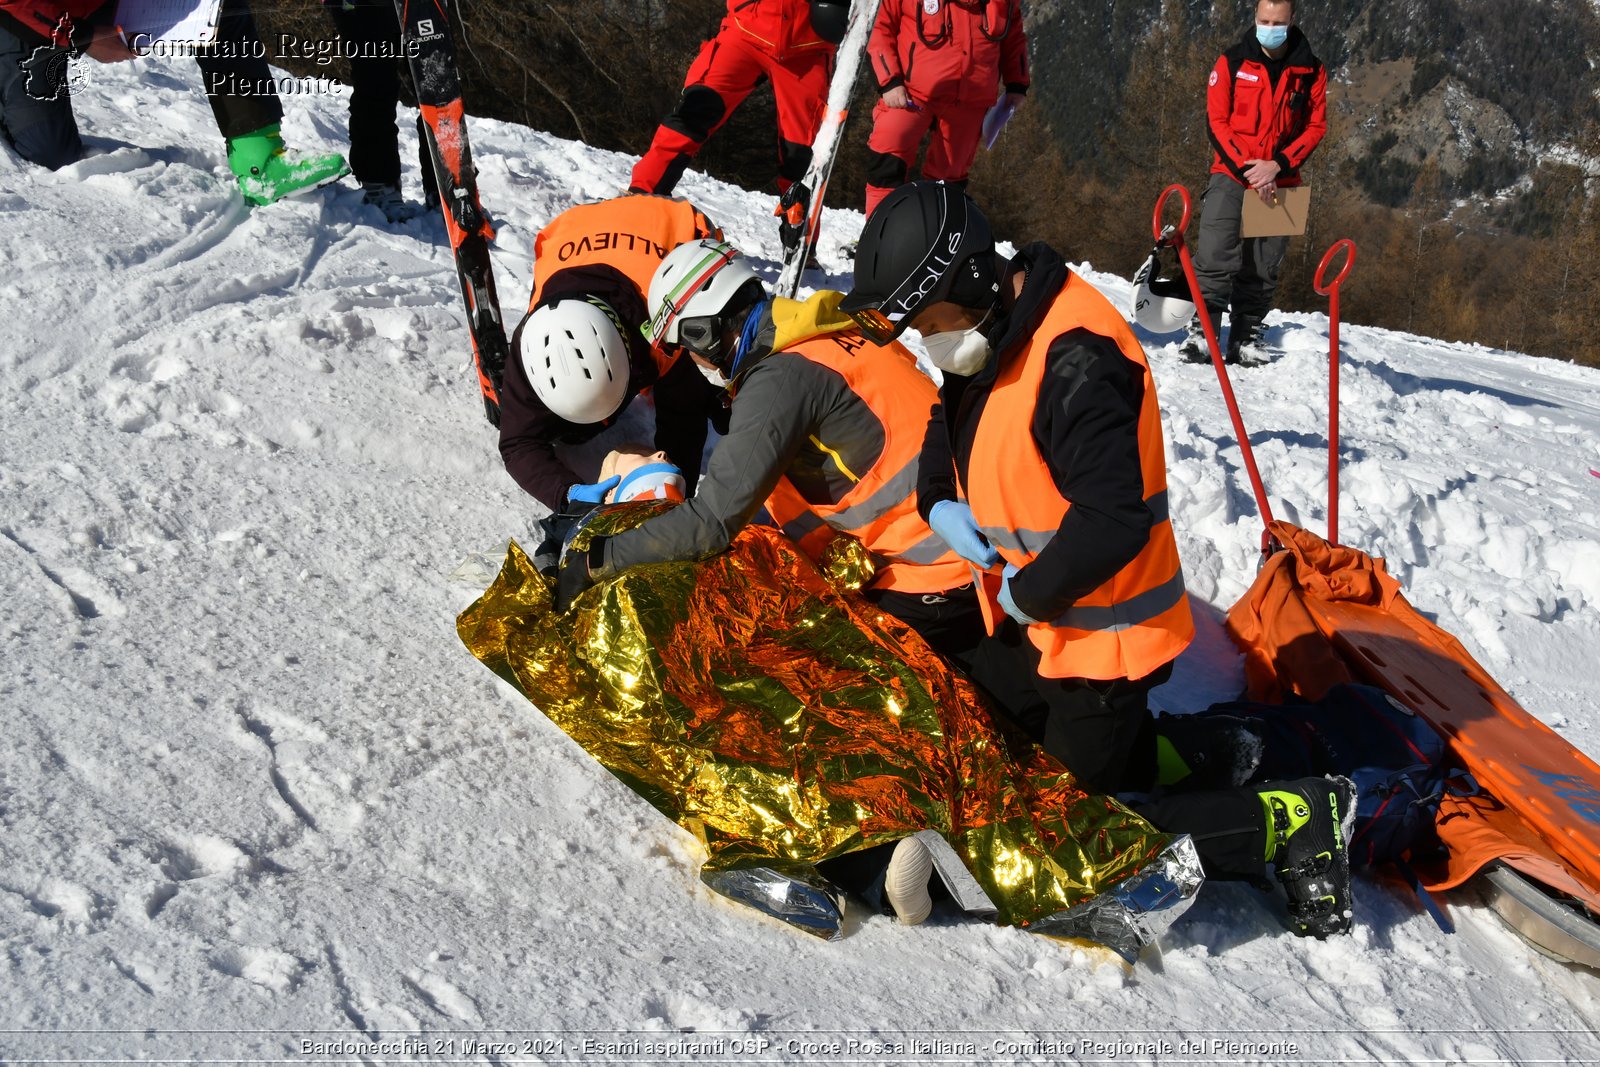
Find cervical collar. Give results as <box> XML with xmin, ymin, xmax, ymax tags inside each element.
<box><xmin>612</xmin><ymin>463</ymin><xmax>687</xmax><ymax>503</ymax></box>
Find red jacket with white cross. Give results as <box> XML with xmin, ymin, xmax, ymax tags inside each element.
<box><xmin>1206</xmin><ymin>26</ymin><xmax>1327</xmax><ymax>188</ymax></box>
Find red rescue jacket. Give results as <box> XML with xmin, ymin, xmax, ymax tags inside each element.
<box><xmin>1207</xmin><ymin>27</ymin><xmax>1326</xmax><ymax>187</ymax></box>
<box><xmin>723</xmin><ymin>0</ymin><xmax>837</xmax><ymax>61</ymax></box>
<box><xmin>868</xmin><ymin>0</ymin><xmax>1028</xmax><ymax>110</ymax></box>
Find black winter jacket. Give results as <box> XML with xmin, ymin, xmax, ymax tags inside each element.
<box><xmin>917</xmin><ymin>242</ymin><xmax>1156</xmax><ymax>622</ymax></box>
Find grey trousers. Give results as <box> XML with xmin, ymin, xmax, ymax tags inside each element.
<box><xmin>1193</xmin><ymin>171</ymin><xmax>1289</xmax><ymax>324</ymax></box>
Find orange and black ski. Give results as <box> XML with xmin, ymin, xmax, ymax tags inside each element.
<box><xmin>397</xmin><ymin>0</ymin><xmax>509</xmax><ymax>426</ymax></box>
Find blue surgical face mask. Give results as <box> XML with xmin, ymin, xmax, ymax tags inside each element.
<box><xmin>1256</xmin><ymin>23</ymin><xmax>1289</xmax><ymax>50</ymax></box>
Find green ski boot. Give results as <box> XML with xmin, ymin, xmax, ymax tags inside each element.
<box><xmin>1260</xmin><ymin>776</ymin><xmax>1358</xmax><ymax>938</ymax></box>
<box><xmin>227</xmin><ymin>124</ymin><xmax>349</xmax><ymax>206</ymax></box>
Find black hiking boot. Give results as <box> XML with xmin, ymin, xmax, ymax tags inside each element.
<box><xmin>1260</xmin><ymin>776</ymin><xmax>1357</xmax><ymax>938</ymax></box>
<box><xmin>1227</xmin><ymin>316</ymin><xmax>1269</xmax><ymax>366</ymax></box>
<box><xmin>1179</xmin><ymin>315</ymin><xmax>1210</xmax><ymax>364</ymax></box>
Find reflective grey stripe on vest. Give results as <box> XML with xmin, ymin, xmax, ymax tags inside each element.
<box><xmin>781</xmin><ymin>509</ymin><xmax>828</xmax><ymax>543</ymax></box>
<box><xmin>1051</xmin><ymin>568</ymin><xmax>1188</xmax><ymax>633</ymax></box>
<box><xmin>822</xmin><ymin>455</ymin><xmax>921</xmax><ymax>532</ymax></box>
<box><xmin>785</xmin><ymin>509</ymin><xmax>955</xmax><ymax>565</ymax></box>
<box><xmin>781</xmin><ymin>457</ymin><xmax>954</xmax><ymax>563</ymax></box>
<box><xmin>979</xmin><ymin>490</ymin><xmax>1170</xmax><ymax>556</ymax></box>
<box><xmin>896</xmin><ymin>528</ymin><xmax>957</xmax><ymax>565</ymax></box>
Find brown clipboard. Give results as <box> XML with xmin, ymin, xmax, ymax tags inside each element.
<box><xmin>1240</xmin><ymin>185</ymin><xmax>1311</xmax><ymax>237</ymax></box>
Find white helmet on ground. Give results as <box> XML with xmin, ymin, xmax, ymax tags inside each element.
<box><xmin>521</xmin><ymin>298</ymin><xmax>629</xmax><ymax>424</ymax></box>
<box><xmin>1131</xmin><ymin>245</ymin><xmax>1196</xmax><ymax>333</ymax></box>
<box><xmin>645</xmin><ymin>239</ymin><xmax>765</xmax><ymax>367</ymax></box>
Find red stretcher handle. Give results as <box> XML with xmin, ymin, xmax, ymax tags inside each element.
<box><xmin>1315</xmin><ymin>239</ymin><xmax>1357</xmax><ymax>545</ymax></box>
<box><xmin>1153</xmin><ymin>183</ymin><xmax>1192</xmax><ymax>244</ymax></box>
<box><xmin>1148</xmin><ymin>185</ymin><xmax>1278</xmax><ymax>552</ymax></box>
<box><xmin>1315</xmin><ymin>239</ymin><xmax>1356</xmax><ymax>296</ymax></box>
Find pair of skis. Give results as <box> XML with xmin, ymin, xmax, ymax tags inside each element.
<box><xmin>396</xmin><ymin>0</ymin><xmax>508</xmax><ymax>427</ymax></box>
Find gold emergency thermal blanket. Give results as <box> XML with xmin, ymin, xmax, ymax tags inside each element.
<box><xmin>457</xmin><ymin>507</ymin><xmax>1174</xmax><ymax>928</ymax></box>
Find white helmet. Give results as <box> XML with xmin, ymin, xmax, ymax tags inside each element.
<box><xmin>645</xmin><ymin>239</ymin><xmax>764</xmax><ymax>366</ymax></box>
<box><xmin>521</xmin><ymin>298</ymin><xmax>629</xmax><ymax>424</ymax></box>
<box><xmin>1130</xmin><ymin>245</ymin><xmax>1196</xmax><ymax>333</ymax></box>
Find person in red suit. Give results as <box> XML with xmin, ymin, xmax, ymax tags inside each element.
<box><xmin>1180</xmin><ymin>0</ymin><xmax>1326</xmax><ymax>366</ymax></box>
<box><xmin>630</xmin><ymin>0</ymin><xmax>845</xmax><ymax>207</ymax></box>
<box><xmin>861</xmin><ymin>0</ymin><xmax>1029</xmax><ymax>218</ymax></box>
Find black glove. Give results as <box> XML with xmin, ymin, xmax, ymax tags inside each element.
<box><xmin>555</xmin><ymin>538</ymin><xmax>605</xmax><ymax>612</ymax></box>
<box><xmin>532</xmin><ymin>503</ymin><xmax>600</xmax><ymax>576</ymax></box>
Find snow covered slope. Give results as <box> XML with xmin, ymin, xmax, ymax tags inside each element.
<box><xmin>2</xmin><ymin>60</ymin><xmax>1598</xmax><ymax>1063</ymax></box>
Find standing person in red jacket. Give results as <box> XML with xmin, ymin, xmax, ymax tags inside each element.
<box><xmin>1180</xmin><ymin>0</ymin><xmax>1325</xmax><ymax>367</ymax></box>
<box><xmin>629</xmin><ymin>0</ymin><xmax>845</xmax><ymax>246</ymax></box>
<box><xmin>862</xmin><ymin>0</ymin><xmax>1028</xmax><ymax>218</ymax></box>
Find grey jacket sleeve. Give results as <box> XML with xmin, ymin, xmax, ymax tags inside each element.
<box><xmin>596</xmin><ymin>355</ymin><xmax>824</xmax><ymax>576</ymax></box>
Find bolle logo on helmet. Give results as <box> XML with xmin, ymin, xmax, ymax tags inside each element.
<box><xmin>888</xmin><ymin>230</ymin><xmax>963</xmax><ymax>321</ymax></box>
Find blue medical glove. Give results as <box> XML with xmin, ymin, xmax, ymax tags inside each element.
<box><xmin>998</xmin><ymin>563</ymin><xmax>1042</xmax><ymax>625</ymax></box>
<box><xmin>566</xmin><ymin>475</ymin><xmax>620</xmax><ymax>505</ymax></box>
<box><xmin>928</xmin><ymin>499</ymin><xmax>999</xmax><ymax>569</ymax></box>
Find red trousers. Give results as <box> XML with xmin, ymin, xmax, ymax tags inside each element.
<box><xmin>863</xmin><ymin>99</ymin><xmax>988</xmax><ymax>216</ymax></box>
<box><xmin>631</xmin><ymin>32</ymin><xmax>831</xmax><ymax>195</ymax></box>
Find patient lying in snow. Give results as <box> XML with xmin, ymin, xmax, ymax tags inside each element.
<box><xmin>460</xmin><ymin>451</ymin><xmax>1202</xmax><ymax>952</ymax></box>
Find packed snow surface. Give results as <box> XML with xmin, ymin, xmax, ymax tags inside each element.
<box><xmin>3</xmin><ymin>60</ymin><xmax>1599</xmax><ymax>1064</ymax></box>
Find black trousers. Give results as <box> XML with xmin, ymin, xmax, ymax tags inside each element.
<box><xmin>1193</xmin><ymin>171</ymin><xmax>1291</xmax><ymax>326</ymax></box>
<box><xmin>965</xmin><ymin>620</ymin><xmax>1268</xmax><ymax>882</ymax></box>
<box><xmin>197</xmin><ymin>0</ymin><xmax>282</xmax><ymax>138</ymax></box>
<box><xmin>325</xmin><ymin>0</ymin><xmax>436</xmax><ymax>192</ymax></box>
<box><xmin>863</xmin><ymin>582</ymin><xmax>987</xmax><ymax>675</ymax></box>
<box><xmin>833</xmin><ymin>588</ymin><xmax>1269</xmax><ymax>896</ymax></box>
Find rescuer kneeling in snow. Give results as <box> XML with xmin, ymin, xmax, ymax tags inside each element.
<box><xmin>838</xmin><ymin>180</ymin><xmax>1357</xmax><ymax>939</ymax></box>
<box><xmin>498</xmin><ymin>195</ymin><xmax>726</xmax><ymax>513</ymax></box>
<box><xmin>555</xmin><ymin>236</ymin><xmax>992</xmax><ymax>926</ymax></box>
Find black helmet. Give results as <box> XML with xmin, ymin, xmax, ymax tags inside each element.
<box><xmin>809</xmin><ymin>0</ymin><xmax>850</xmax><ymax>44</ymax></box>
<box><xmin>840</xmin><ymin>181</ymin><xmax>999</xmax><ymax>343</ymax></box>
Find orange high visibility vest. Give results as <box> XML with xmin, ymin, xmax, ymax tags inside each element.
<box><xmin>764</xmin><ymin>332</ymin><xmax>972</xmax><ymax>594</ymax></box>
<box><xmin>527</xmin><ymin>196</ymin><xmax>718</xmax><ymax>376</ymax></box>
<box><xmin>962</xmin><ymin>273</ymin><xmax>1194</xmax><ymax>681</ymax></box>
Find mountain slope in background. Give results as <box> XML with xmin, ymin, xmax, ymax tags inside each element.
<box><xmin>1028</xmin><ymin>0</ymin><xmax>1600</xmax><ymax>211</ymax></box>
<box><xmin>2</xmin><ymin>59</ymin><xmax>1599</xmax><ymax>1062</ymax></box>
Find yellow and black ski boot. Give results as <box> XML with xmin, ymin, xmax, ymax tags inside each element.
<box><xmin>1260</xmin><ymin>776</ymin><xmax>1357</xmax><ymax>938</ymax></box>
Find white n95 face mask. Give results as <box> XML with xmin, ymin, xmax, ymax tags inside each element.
<box><xmin>695</xmin><ymin>360</ymin><xmax>730</xmax><ymax>388</ymax></box>
<box><xmin>922</xmin><ymin>324</ymin><xmax>993</xmax><ymax>376</ymax></box>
